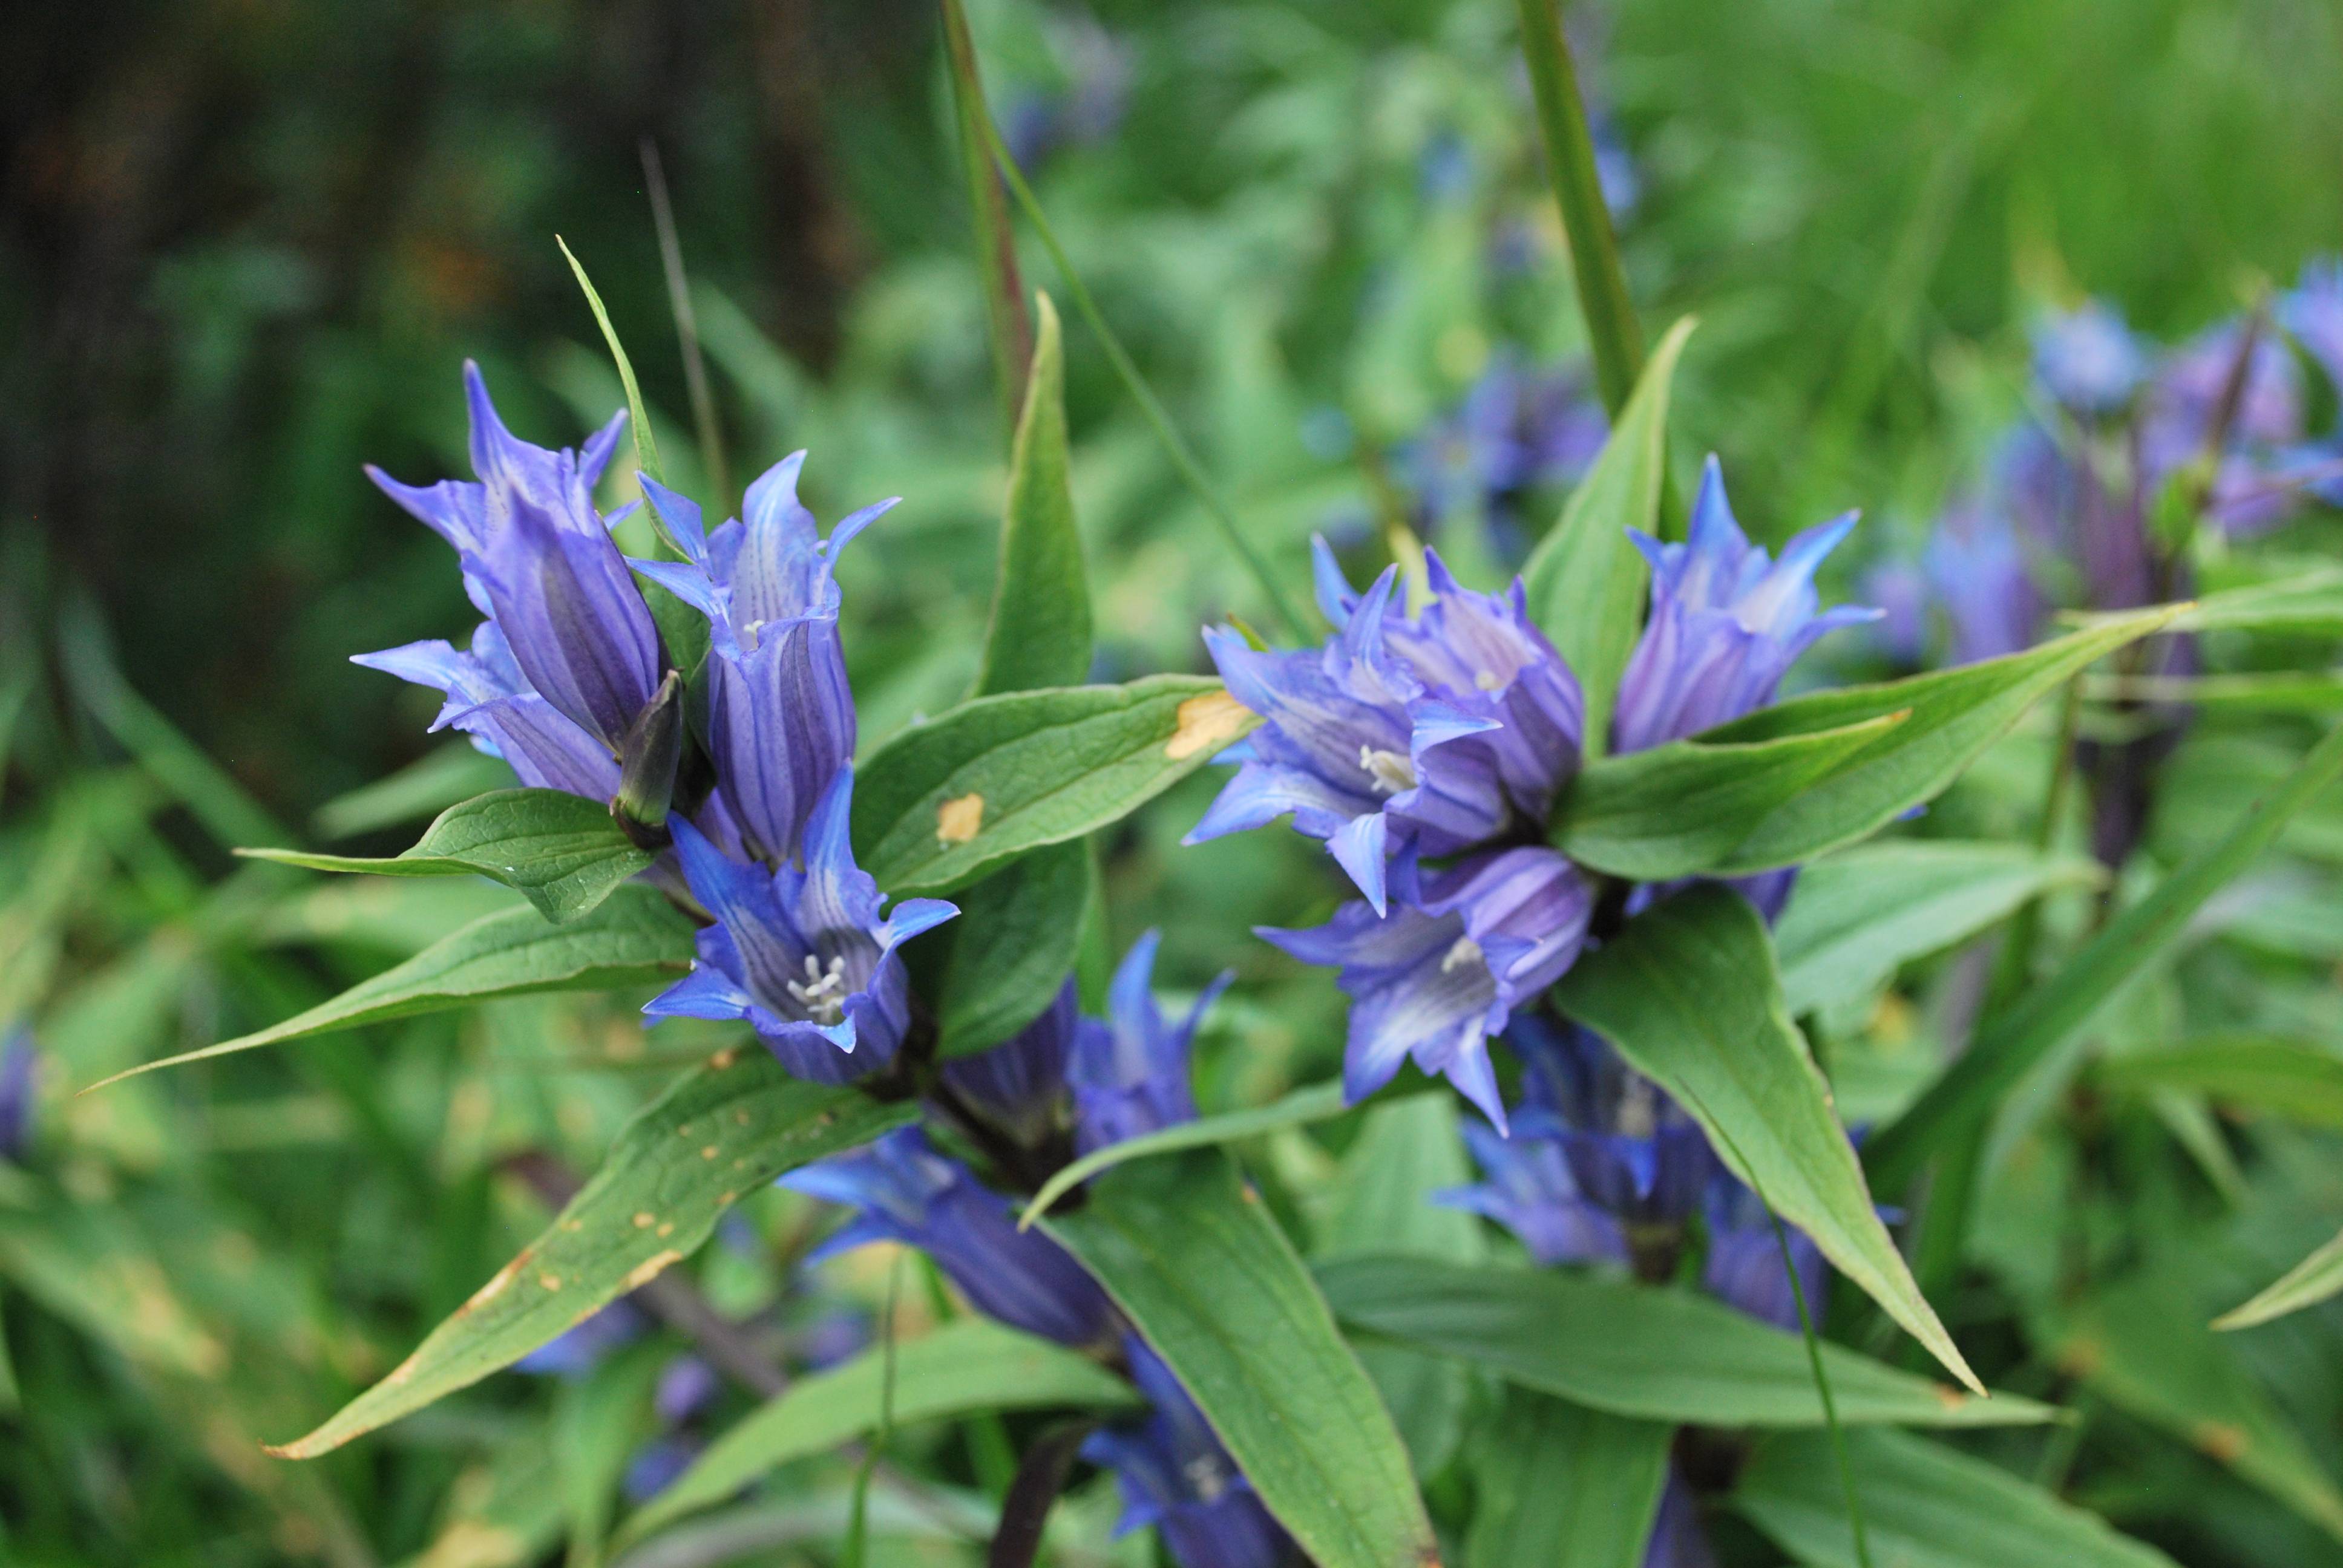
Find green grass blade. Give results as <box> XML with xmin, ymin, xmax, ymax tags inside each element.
<box><xmin>557</xmin><ymin>234</ymin><xmax>664</xmax><ymax>488</ymax></box>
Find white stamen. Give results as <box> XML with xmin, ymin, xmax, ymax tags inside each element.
<box><xmin>1441</xmin><ymin>935</ymin><xmax>1484</xmax><ymax>974</ymax></box>
<box><xmin>1358</xmin><ymin>745</ymin><xmax>1418</xmax><ymax>795</ymax></box>
<box><xmin>1474</xmin><ymin>669</ymin><xmax>1503</xmax><ymax>691</ymax></box>
<box><xmin>785</xmin><ymin>952</ymin><xmax>852</xmax><ymax>1025</ymax></box>
<box><xmin>1182</xmin><ymin>1454</ymin><xmax>1230</xmax><ymax>1501</ymax></box>
<box><xmin>741</xmin><ymin>618</ymin><xmax>768</xmax><ymax>652</ymax></box>
<box><xmin>1616</xmin><ymin>1075</ymin><xmax>1657</xmax><ymax>1140</ymax></box>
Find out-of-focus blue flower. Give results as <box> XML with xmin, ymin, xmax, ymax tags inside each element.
<box><xmin>644</xmin><ymin>773</ymin><xmax>956</xmax><ymax>1085</ymax></box>
<box><xmin>1191</xmin><ymin>540</ymin><xmax>1583</xmax><ymax>914</ymax></box>
<box><xmin>1613</xmin><ymin>457</ymin><xmax>1878</xmax><ymax>755</ymax></box>
<box><xmin>2140</xmin><ymin>321</ymin><xmax>2306</xmax><ymax>536</ymax></box>
<box><xmin>2283</xmin><ymin>258</ymin><xmax>2343</xmax><ymax>402</ymax></box>
<box><xmin>365</xmin><ymin>364</ymin><xmax>666</xmax><ymax>757</ymax></box>
<box><xmin>637</xmin><ymin>459</ymin><xmax>893</xmax><ymax>864</ymax></box>
<box><xmin>1260</xmin><ymin>847</ymin><xmax>1592</xmax><ymax>1131</ymax></box>
<box><xmin>1392</xmin><ymin>356</ymin><xmax>1607</xmax><ymax>551</ymax></box>
<box><xmin>654</xmin><ymin>1355</ymin><xmax>723</xmax><ymax>1426</ymax></box>
<box><xmin>1702</xmin><ymin>1177</ymin><xmax>1829</xmax><ymax>1333</ymax></box>
<box><xmin>940</xmin><ymin>980</ymin><xmax>1079</xmax><ymax>1149</ymax></box>
<box><xmin>1924</xmin><ymin>498</ymin><xmax>2044</xmax><ymax>665</ymax></box>
<box><xmin>2031</xmin><ymin>301</ymin><xmax>2148</xmax><ymax>417</ymax></box>
<box><xmin>354</xmin><ymin>621</ymin><xmax>621</xmax><ymax>799</ymax></box>
<box><xmin>0</xmin><ymin>1027</ymin><xmax>37</xmax><ymax>1163</ymax></box>
<box><xmin>513</xmin><ymin>1295</ymin><xmax>647</xmax><ymax>1377</ymax></box>
<box><xmin>997</xmin><ymin>18</ymin><xmax>1131</xmax><ymax>170</ymax></box>
<box><xmin>1643</xmin><ymin>1471</ymin><xmax>1720</xmax><ymax>1568</ymax></box>
<box><xmin>1069</xmin><ymin>931</ymin><xmax>1233</xmax><ymax>1153</ymax></box>
<box><xmin>783</xmin><ymin>1128</ymin><xmax>1119</xmax><ymax>1352</ymax></box>
<box><xmin>1083</xmin><ymin>1336</ymin><xmax>1296</xmax><ymax>1568</ymax></box>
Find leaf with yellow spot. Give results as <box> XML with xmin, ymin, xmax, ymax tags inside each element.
<box><xmin>269</xmin><ymin>1048</ymin><xmax>913</xmax><ymax>1457</ymax></box>
<box><xmin>853</xmin><ymin>675</ymin><xmax>1257</xmax><ymax>895</ymax></box>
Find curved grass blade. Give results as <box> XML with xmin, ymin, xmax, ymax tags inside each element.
<box><xmin>82</xmin><ymin>883</ymin><xmax>693</xmax><ymax>1092</ymax></box>
<box><xmin>241</xmin><ymin>788</ymin><xmax>652</xmax><ymax>924</ymax></box>
<box><xmin>559</xmin><ymin>235</ymin><xmax>663</xmax><ymax>487</ymax></box>
<box><xmin>2214</xmin><ymin>1227</ymin><xmax>2343</xmax><ymax>1331</ymax></box>
<box><xmin>1018</xmin><ymin>1080</ymin><xmax>1355</xmax><ymax>1228</ymax></box>
<box><xmin>272</xmin><ymin>1048</ymin><xmax>912</xmax><ymax>1458</ymax></box>
<box><xmin>617</xmin><ymin>1318</ymin><xmax>1136</xmax><ymax>1547</ymax></box>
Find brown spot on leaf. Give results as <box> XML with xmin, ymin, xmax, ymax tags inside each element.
<box><xmin>462</xmin><ymin>1255</ymin><xmax>528</xmax><ymax>1313</ymax></box>
<box><xmin>538</xmin><ymin>1273</ymin><xmax>562</xmax><ymax>1291</ymax></box>
<box><xmin>709</xmin><ymin>1047</ymin><xmax>738</xmax><ymax>1070</ymax></box>
<box><xmin>701</xmin><ymin>1145</ymin><xmax>719</xmax><ymax>1160</ymax></box>
<box><xmin>1931</xmin><ymin>1384</ymin><xmax>1968</xmax><ymax>1411</ymax></box>
<box><xmin>1165</xmin><ymin>689</ymin><xmax>1253</xmax><ymax>760</ymax></box>
<box><xmin>634</xmin><ymin>1212</ymin><xmax>655</xmax><ymax>1229</ymax></box>
<box><xmin>657</xmin><ymin>1222</ymin><xmax>675</xmax><ymax>1238</ymax></box>
<box><xmin>937</xmin><ymin>793</ymin><xmax>985</xmax><ymax>844</ymax></box>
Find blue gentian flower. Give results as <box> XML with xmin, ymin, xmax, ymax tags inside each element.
<box><xmin>1613</xmin><ymin>456</ymin><xmax>1878</xmax><ymax>755</ymax></box>
<box><xmin>644</xmin><ymin>771</ymin><xmax>956</xmax><ymax>1085</ymax></box>
<box><xmin>1069</xmin><ymin>930</ymin><xmax>1233</xmax><ymax>1153</ymax></box>
<box><xmin>354</xmin><ymin>621</ymin><xmax>621</xmax><ymax>800</ymax></box>
<box><xmin>514</xmin><ymin>1295</ymin><xmax>647</xmax><ymax>1377</ymax></box>
<box><xmin>1191</xmin><ymin>540</ymin><xmax>1582</xmax><ymax>913</ymax></box>
<box><xmin>1259</xmin><ymin>846</ymin><xmax>1592</xmax><ymax>1130</ymax></box>
<box><xmin>0</xmin><ymin>1027</ymin><xmax>36</xmax><ymax>1163</ymax></box>
<box><xmin>636</xmin><ymin>458</ymin><xmax>894</xmax><ymax>864</ymax></box>
<box><xmin>2031</xmin><ymin>301</ymin><xmax>2148</xmax><ymax>418</ymax></box>
<box><xmin>1924</xmin><ymin>498</ymin><xmax>2044</xmax><ymax>665</ymax></box>
<box><xmin>1702</xmin><ymin>1177</ymin><xmax>1829</xmax><ymax>1333</ymax></box>
<box><xmin>365</xmin><ymin>364</ymin><xmax>667</xmax><ymax>759</ymax></box>
<box><xmin>1392</xmin><ymin>355</ymin><xmax>1607</xmax><ymax>552</ymax></box>
<box><xmin>782</xmin><ymin>1127</ymin><xmax>1119</xmax><ymax>1352</ymax></box>
<box><xmin>940</xmin><ymin>980</ymin><xmax>1080</xmax><ymax>1149</ymax></box>
<box><xmin>2140</xmin><ymin>321</ymin><xmax>2308</xmax><ymax>535</ymax></box>
<box><xmin>1082</xmin><ymin>1336</ymin><xmax>1297</xmax><ymax>1568</ymax></box>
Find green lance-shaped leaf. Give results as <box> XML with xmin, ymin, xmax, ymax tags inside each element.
<box><xmin>1734</xmin><ymin>1428</ymin><xmax>2180</xmax><ymax>1568</ymax></box>
<box><xmin>1316</xmin><ymin>1258</ymin><xmax>2047</xmax><ymax>1429</ymax></box>
<box><xmin>272</xmin><ymin>1049</ymin><xmax>913</xmax><ymax>1458</ymax></box>
<box><xmin>1866</xmin><ymin>717</ymin><xmax>2343</xmax><ymax>1194</ymax></box>
<box><xmin>852</xmin><ymin>675</ymin><xmax>1257</xmax><ymax>895</ymax></box>
<box><xmin>2044</xmin><ymin>1267</ymin><xmax>2343</xmax><ymax>1542</ymax></box>
<box><xmin>974</xmin><ymin>294</ymin><xmax>1090</xmax><ymax>697</ymax></box>
<box><xmin>1019</xmin><ymin>1080</ymin><xmax>1355</xmax><ymax>1227</ymax></box>
<box><xmin>1773</xmin><ymin>841</ymin><xmax>2102</xmax><ymax>1018</ymax></box>
<box><xmin>1043</xmin><ymin>1151</ymin><xmax>1437</xmax><ymax>1568</ymax></box>
<box><xmin>617</xmin><ymin>1318</ymin><xmax>1138</xmax><ymax>1546</ymax></box>
<box><xmin>1550</xmin><ymin>708</ymin><xmax>1908</xmax><ymax>879</ymax></box>
<box><xmin>927</xmin><ymin>840</ymin><xmax>1091</xmax><ymax>1059</ymax></box>
<box><xmin>1467</xmin><ymin>1388</ymin><xmax>1672</xmax><ymax>1568</ymax></box>
<box><xmin>240</xmin><ymin>788</ymin><xmax>652</xmax><ymax>925</ymax></box>
<box><xmin>1519</xmin><ymin>316</ymin><xmax>1694</xmax><ymax>756</ymax></box>
<box><xmin>559</xmin><ymin>235</ymin><xmax>664</xmax><ymax>487</ymax></box>
<box><xmin>2215</xmin><ymin>1227</ymin><xmax>2343</xmax><ymax>1331</ymax></box>
<box><xmin>82</xmin><ymin>884</ymin><xmax>695</xmax><ymax>1091</ymax></box>
<box><xmin>2094</xmin><ymin>1036</ymin><xmax>2343</xmax><ymax>1131</ymax></box>
<box><xmin>1696</xmin><ymin>606</ymin><xmax>2183</xmax><ymax>875</ymax></box>
<box><xmin>1553</xmin><ymin>884</ymin><xmax>1982</xmax><ymax>1393</ymax></box>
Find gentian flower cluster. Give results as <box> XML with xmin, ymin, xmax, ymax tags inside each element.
<box><xmin>1203</xmin><ymin>456</ymin><xmax>1873</xmax><ymax>1126</ymax></box>
<box><xmin>361</xmin><ymin>368</ymin><xmax>954</xmax><ymax>1087</ymax></box>
<box><xmin>1890</xmin><ymin>268</ymin><xmax>2343</xmax><ymax>671</ymax></box>
<box><xmin>785</xmin><ymin>936</ymin><xmax>1296</xmax><ymax>1568</ymax></box>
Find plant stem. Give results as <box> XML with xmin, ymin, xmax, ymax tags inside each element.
<box><xmin>938</xmin><ymin>0</ymin><xmax>1033</xmax><ymax>449</ymax></box>
<box><xmin>1511</xmin><ymin>0</ymin><xmax>1643</xmax><ymax>417</ymax></box>
<box><xmin>640</xmin><ymin>139</ymin><xmax>732</xmax><ymax>515</ymax></box>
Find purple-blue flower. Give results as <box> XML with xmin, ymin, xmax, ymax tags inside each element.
<box><xmin>782</xmin><ymin>1126</ymin><xmax>1119</xmax><ymax>1352</ymax></box>
<box><xmin>1191</xmin><ymin>541</ymin><xmax>1582</xmax><ymax>914</ymax></box>
<box><xmin>2283</xmin><ymin>258</ymin><xmax>2343</xmax><ymax>408</ymax></box>
<box><xmin>636</xmin><ymin>457</ymin><xmax>894</xmax><ymax>864</ymax></box>
<box><xmin>644</xmin><ymin>771</ymin><xmax>955</xmax><ymax>1085</ymax></box>
<box><xmin>1259</xmin><ymin>847</ymin><xmax>1592</xmax><ymax>1131</ymax></box>
<box><xmin>354</xmin><ymin>621</ymin><xmax>622</xmax><ymax>800</ymax></box>
<box><xmin>1082</xmin><ymin>1336</ymin><xmax>1297</xmax><ymax>1568</ymax></box>
<box><xmin>2031</xmin><ymin>301</ymin><xmax>2147</xmax><ymax>418</ymax></box>
<box><xmin>0</xmin><ymin>1027</ymin><xmax>36</xmax><ymax>1163</ymax></box>
<box><xmin>1392</xmin><ymin>355</ymin><xmax>1607</xmax><ymax>550</ymax></box>
<box><xmin>514</xmin><ymin>1295</ymin><xmax>647</xmax><ymax>1377</ymax></box>
<box><xmin>364</xmin><ymin>364</ymin><xmax>666</xmax><ymax>757</ymax></box>
<box><xmin>1924</xmin><ymin>498</ymin><xmax>2045</xmax><ymax>665</ymax></box>
<box><xmin>1069</xmin><ymin>930</ymin><xmax>1231</xmax><ymax>1152</ymax></box>
<box><xmin>940</xmin><ymin>980</ymin><xmax>1079</xmax><ymax>1149</ymax></box>
<box><xmin>1613</xmin><ymin>457</ymin><xmax>1878</xmax><ymax>755</ymax></box>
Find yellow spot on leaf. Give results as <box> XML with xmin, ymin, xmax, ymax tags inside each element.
<box><xmin>463</xmin><ymin>1256</ymin><xmax>528</xmax><ymax>1313</ymax></box>
<box><xmin>2194</xmin><ymin>1422</ymin><xmax>2250</xmax><ymax>1463</ymax></box>
<box><xmin>1930</xmin><ymin>1384</ymin><xmax>1968</xmax><ymax>1411</ymax></box>
<box><xmin>1165</xmin><ymin>689</ymin><xmax>1253</xmax><ymax>760</ymax></box>
<box><xmin>709</xmin><ymin>1047</ymin><xmax>738</xmax><ymax>1070</ymax></box>
<box><xmin>634</xmin><ymin>1212</ymin><xmax>655</xmax><ymax>1228</ymax></box>
<box><xmin>937</xmin><ymin>793</ymin><xmax>985</xmax><ymax>844</ymax></box>
<box><xmin>657</xmin><ymin>1222</ymin><xmax>675</xmax><ymax>1238</ymax></box>
<box><xmin>700</xmin><ymin>1145</ymin><xmax>719</xmax><ymax>1160</ymax></box>
<box><xmin>538</xmin><ymin>1273</ymin><xmax>562</xmax><ymax>1291</ymax></box>
<box><xmin>625</xmin><ymin>1250</ymin><xmax>684</xmax><ymax>1290</ymax></box>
